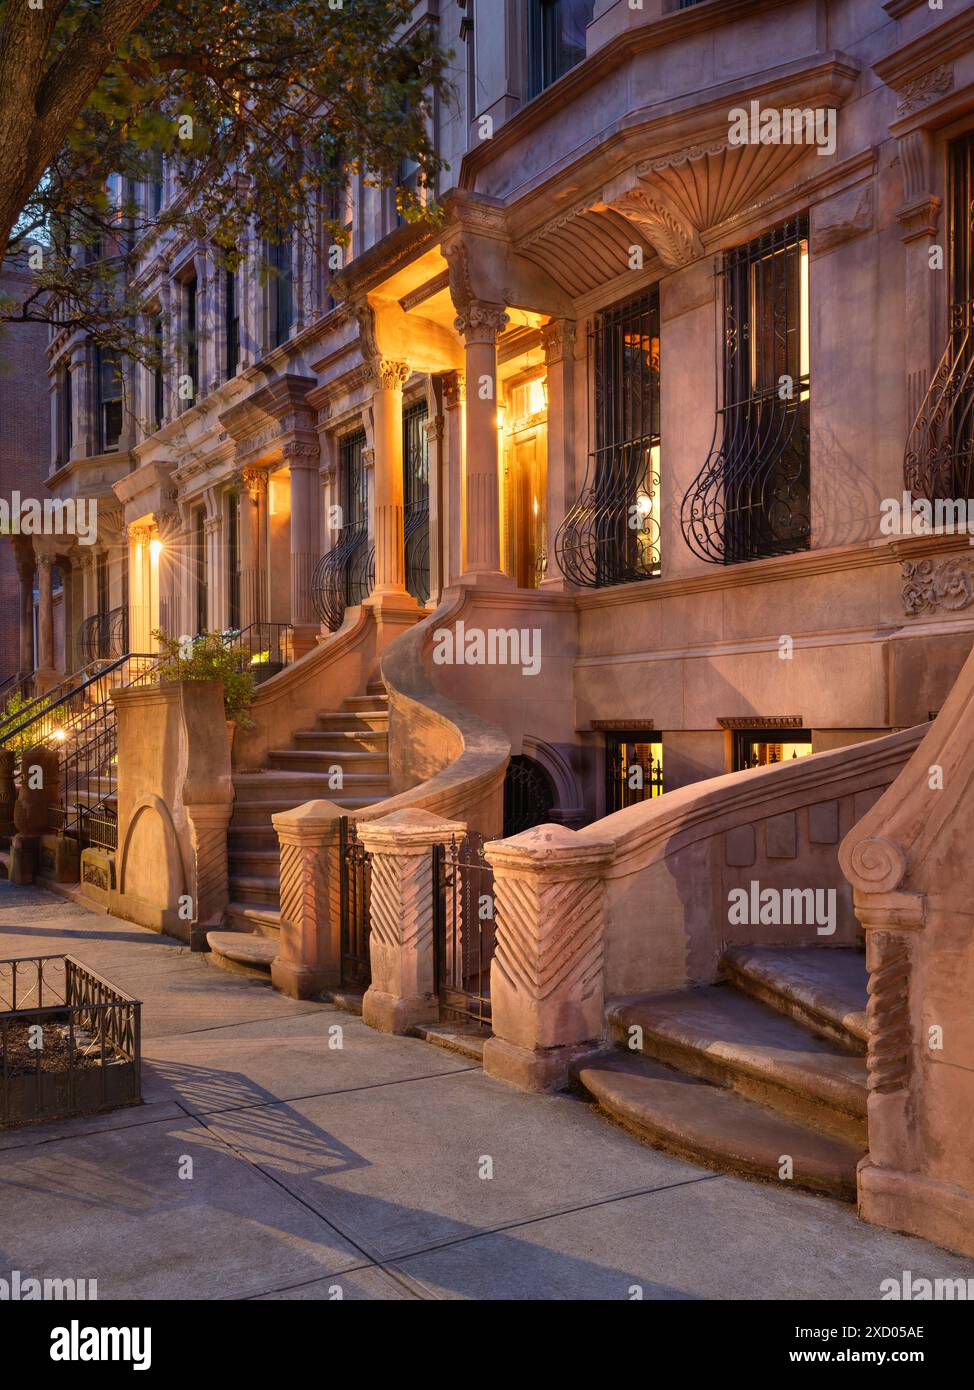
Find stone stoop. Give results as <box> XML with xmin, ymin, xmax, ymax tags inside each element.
<box><xmin>207</xmin><ymin>678</ymin><xmax>390</xmax><ymax>979</ymax></box>
<box><xmin>574</xmin><ymin>946</ymin><xmax>869</xmax><ymax>1202</ymax></box>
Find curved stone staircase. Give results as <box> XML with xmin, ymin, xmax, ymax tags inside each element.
<box><xmin>206</xmin><ymin>678</ymin><xmax>390</xmax><ymax>977</ymax></box>
<box><xmin>575</xmin><ymin>945</ymin><xmax>868</xmax><ymax>1201</ymax></box>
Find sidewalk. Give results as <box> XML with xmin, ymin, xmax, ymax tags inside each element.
<box><xmin>2</xmin><ymin>881</ymin><xmax>972</xmax><ymax>1301</ymax></box>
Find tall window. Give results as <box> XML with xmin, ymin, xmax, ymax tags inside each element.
<box><xmin>554</xmin><ymin>287</ymin><xmax>660</xmax><ymax>588</ymax></box>
<box><xmin>193</xmin><ymin>507</ymin><xmax>207</xmax><ymax>636</ymax></box>
<box><xmin>226</xmin><ymin>269</ymin><xmax>239</xmax><ymax>378</ymax></box>
<box><xmin>267</xmin><ymin>235</ymin><xmax>293</xmax><ymax>347</ymax></box>
<box><xmin>682</xmin><ymin>215</ymin><xmax>810</xmax><ymax>564</ymax></box>
<box><xmin>403</xmin><ymin>400</ymin><xmax>430</xmax><ymax>603</ymax></box>
<box><xmin>184</xmin><ymin>274</ymin><xmax>198</xmax><ymax>407</ymax></box>
<box><xmin>606</xmin><ymin>733</ymin><xmax>664</xmax><ymax>812</ymax></box>
<box><xmin>227</xmin><ymin>493</ymin><xmax>241</xmax><ymax>631</ymax></box>
<box><xmin>152</xmin><ymin>313</ymin><xmax>164</xmax><ymax>430</ymax></box>
<box><xmin>905</xmin><ymin>132</ymin><xmax>974</xmax><ymax>503</ymax></box>
<box><xmin>96</xmin><ymin>348</ymin><xmax>123</xmax><ymax>452</ymax></box>
<box><xmin>56</xmin><ymin>362</ymin><xmax>73</xmax><ymax>466</ymax></box>
<box><xmin>529</xmin><ymin>0</ymin><xmax>595</xmax><ymax>96</ymax></box>
<box><xmin>148</xmin><ymin>154</ymin><xmax>164</xmax><ymax>219</ymax></box>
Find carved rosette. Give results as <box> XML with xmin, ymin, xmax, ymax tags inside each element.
<box><xmin>902</xmin><ymin>559</ymin><xmax>974</xmax><ymax>615</ymax></box>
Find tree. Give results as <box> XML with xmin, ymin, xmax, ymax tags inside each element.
<box><xmin>0</xmin><ymin>0</ymin><xmax>450</xmax><ymax>356</ymax></box>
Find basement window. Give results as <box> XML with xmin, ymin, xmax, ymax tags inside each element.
<box><xmin>606</xmin><ymin>732</ymin><xmax>664</xmax><ymax>813</ymax></box>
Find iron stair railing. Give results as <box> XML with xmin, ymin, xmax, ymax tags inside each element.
<box><xmin>78</xmin><ymin>606</ymin><xmax>128</xmax><ymax>664</ymax></box>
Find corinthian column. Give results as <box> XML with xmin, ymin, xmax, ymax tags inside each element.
<box><xmin>455</xmin><ymin>301</ymin><xmax>510</xmax><ymax>582</ymax></box>
<box><xmin>239</xmin><ymin>467</ymin><xmax>267</xmax><ymax>629</ymax></box>
<box><xmin>370</xmin><ymin>358</ymin><xmax>411</xmax><ymax>597</ymax></box>
<box><xmin>285</xmin><ymin>442</ymin><xmax>322</xmax><ymax>656</ymax></box>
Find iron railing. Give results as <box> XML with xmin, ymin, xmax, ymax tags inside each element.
<box><xmin>503</xmin><ymin>755</ymin><xmax>554</xmax><ymax>837</ymax></box>
<box><xmin>339</xmin><ymin>817</ymin><xmax>371</xmax><ymax>988</ymax></box>
<box><xmin>312</xmin><ymin>428</ymin><xmax>374</xmax><ymax>631</ymax></box>
<box><xmin>0</xmin><ymin>954</ymin><xmax>141</xmax><ymax>1128</ymax></box>
<box><xmin>78</xmin><ymin>606</ymin><xmax>128</xmax><ymax>663</ymax></box>
<box><xmin>221</xmin><ymin>622</ymin><xmax>294</xmax><ymax>676</ymax></box>
<box><xmin>605</xmin><ymin>735</ymin><xmax>664</xmax><ymax>814</ymax></box>
<box><xmin>404</xmin><ymin>399</ymin><xmax>431</xmax><ymax>604</ymax></box>
<box><xmin>433</xmin><ymin>831</ymin><xmax>495</xmax><ymax>1030</ymax></box>
<box><xmin>555</xmin><ymin>289</ymin><xmax>661</xmax><ymax>588</ymax></box>
<box><xmin>682</xmin><ymin>215</ymin><xmax>810</xmax><ymax>565</ymax></box>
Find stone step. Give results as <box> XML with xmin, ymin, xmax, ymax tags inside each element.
<box><xmin>206</xmin><ymin>930</ymin><xmax>276</xmax><ymax>978</ymax></box>
<box><xmin>722</xmin><ymin>946</ymin><xmax>868</xmax><ymax>1054</ymax></box>
<box><xmin>265</xmin><ymin>749</ymin><xmax>390</xmax><ymax>775</ymax></box>
<box><xmin>229</xmin><ymin>795</ymin><xmax>384</xmax><ymax>824</ymax></box>
<box><xmin>574</xmin><ymin>1052</ymin><xmax>861</xmax><ymax>1202</ymax></box>
<box><xmin>316</xmin><ymin>710</ymin><xmax>389</xmax><ymax>733</ymax></box>
<box><xmin>224</xmin><ymin>902</ymin><xmax>282</xmax><ymax>938</ymax></box>
<box><xmin>228</xmin><ymin>825</ymin><xmax>280</xmax><ymax>851</ymax></box>
<box><xmin>228</xmin><ymin>871</ymin><xmax>279</xmax><ymax>906</ymax></box>
<box><xmin>608</xmin><ymin>987</ymin><xmax>867</xmax><ymax>1146</ymax></box>
<box><xmin>228</xmin><ymin>847</ymin><xmax>280</xmax><ymax>876</ymax></box>
<box><xmin>341</xmin><ymin>694</ymin><xmax>389</xmax><ymax>712</ymax></box>
<box><xmin>292</xmin><ymin>728</ymin><xmax>388</xmax><ymax>752</ymax></box>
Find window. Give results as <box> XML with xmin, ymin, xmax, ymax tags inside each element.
<box><xmin>734</xmin><ymin>729</ymin><xmax>813</xmax><ymax>771</ymax></box>
<box><xmin>184</xmin><ymin>274</ymin><xmax>198</xmax><ymax>406</ymax></box>
<box><xmin>148</xmin><ymin>154</ymin><xmax>164</xmax><ymax>220</ymax></box>
<box><xmin>606</xmin><ymin>733</ymin><xmax>664</xmax><ymax>813</ymax></box>
<box><xmin>403</xmin><ymin>400</ymin><xmax>430</xmax><ymax>603</ymax></box>
<box><xmin>682</xmin><ymin>215</ymin><xmax>810</xmax><ymax>564</ymax></box>
<box><xmin>267</xmin><ymin>236</ymin><xmax>293</xmax><ymax>348</ymax></box>
<box><xmin>56</xmin><ymin>362</ymin><xmax>73</xmax><ymax>466</ymax></box>
<box><xmin>227</xmin><ymin>493</ymin><xmax>240</xmax><ymax>631</ymax></box>
<box><xmin>193</xmin><ymin>507</ymin><xmax>207</xmax><ymax>636</ymax></box>
<box><xmin>152</xmin><ymin>313</ymin><xmax>164</xmax><ymax>430</ymax></box>
<box><xmin>226</xmin><ymin>270</ymin><xmax>239</xmax><ymax>378</ymax></box>
<box><xmin>96</xmin><ymin>348</ymin><xmax>123</xmax><ymax>452</ymax></box>
<box><xmin>555</xmin><ymin>287</ymin><xmax>660</xmax><ymax>587</ymax></box>
<box><xmin>529</xmin><ymin>0</ymin><xmax>595</xmax><ymax>97</ymax></box>
<box><xmin>904</xmin><ymin>132</ymin><xmax>974</xmax><ymax>503</ymax></box>
<box><xmin>311</xmin><ymin>429</ymin><xmax>372</xmax><ymax>631</ymax></box>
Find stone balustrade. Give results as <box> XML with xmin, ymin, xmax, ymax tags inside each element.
<box><xmin>840</xmin><ymin>641</ymin><xmax>974</xmax><ymax>1259</ymax></box>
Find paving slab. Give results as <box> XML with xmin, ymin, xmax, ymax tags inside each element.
<box><xmin>0</xmin><ymin>1101</ymin><xmax>186</xmax><ymax>1153</ymax></box>
<box><xmin>141</xmin><ymin>1010</ymin><xmax>476</xmax><ymax>1113</ymax></box>
<box><xmin>391</xmin><ymin>1175</ymin><xmax>974</xmax><ymax>1301</ymax></box>
<box><xmin>253</xmin><ymin>1266</ymin><xmax>422</xmax><ymax>1300</ymax></box>
<box><xmin>0</xmin><ymin>1112</ymin><xmax>364</xmax><ymax>1300</ymax></box>
<box><xmin>204</xmin><ymin>1070</ymin><xmax>705</xmax><ymax>1262</ymax></box>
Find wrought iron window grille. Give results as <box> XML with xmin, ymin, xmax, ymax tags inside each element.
<box><xmin>554</xmin><ymin>288</ymin><xmax>662</xmax><ymax>588</ymax></box>
<box><xmin>905</xmin><ymin>132</ymin><xmax>974</xmax><ymax>505</ymax></box>
<box><xmin>681</xmin><ymin>215</ymin><xmax>811</xmax><ymax>565</ymax></box>
<box><xmin>403</xmin><ymin>399</ymin><xmax>431</xmax><ymax>604</ymax></box>
<box><xmin>311</xmin><ymin>430</ymin><xmax>375</xmax><ymax>631</ymax></box>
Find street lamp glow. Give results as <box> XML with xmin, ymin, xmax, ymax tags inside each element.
<box><xmin>149</xmin><ymin>538</ymin><xmax>163</xmax><ymax>562</ymax></box>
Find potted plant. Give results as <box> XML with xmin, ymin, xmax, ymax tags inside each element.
<box><xmin>152</xmin><ymin>631</ymin><xmax>256</xmax><ymax>747</ymax></box>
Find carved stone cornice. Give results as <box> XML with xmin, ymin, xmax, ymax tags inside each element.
<box><xmin>717</xmin><ymin>715</ymin><xmax>805</xmax><ymax>731</ymax></box>
<box><xmin>282</xmin><ymin>440</ymin><xmax>321</xmax><ymax>465</ymax></box>
<box><xmin>895</xmin><ymin>63</ymin><xmax>954</xmax><ymax>118</ymax></box>
<box><xmin>896</xmin><ymin>195</ymin><xmax>942</xmax><ymax>245</ymax></box>
<box><xmin>454</xmin><ymin>301</ymin><xmax>509</xmax><ymax>345</ymax></box>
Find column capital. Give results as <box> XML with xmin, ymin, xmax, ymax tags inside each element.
<box><xmin>454</xmin><ymin>301</ymin><xmax>509</xmax><ymax>345</ymax></box>
<box><xmin>541</xmin><ymin>318</ymin><xmax>577</xmax><ymax>366</ymax></box>
<box><xmin>442</xmin><ymin>370</ymin><xmax>466</xmax><ymax>410</ymax></box>
<box><xmin>128</xmin><ymin>523</ymin><xmax>152</xmax><ymax>545</ymax></box>
<box><xmin>371</xmin><ymin>359</ymin><xmax>411</xmax><ymax>392</ymax></box>
<box><xmin>241</xmin><ymin>465</ymin><xmax>268</xmax><ymax>497</ymax></box>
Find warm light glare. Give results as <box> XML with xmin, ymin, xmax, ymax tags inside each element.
<box><xmin>150</xmin><ymin>538</ymin><xmax>163</xmax><ymax>562</ymax></box>
<box><xmin>51</xmin><ymin>728</ymin><xmax>66</xmax><ymax>742</ymax></box>
<box><xmin>799</xmin><ymin>241</ymin><xmax>810</xmax><ymax>381</ymax></box>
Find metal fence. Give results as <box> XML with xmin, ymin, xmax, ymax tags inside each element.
<box><xmin>0</xmin><ymin>955</ymin><xmax>141</xmax><ymax>1128</ymax></box>
<box><xmin>433</xmin><ymin>831</ymin><xmax>495</xmax><ymax>1030</ymax></box>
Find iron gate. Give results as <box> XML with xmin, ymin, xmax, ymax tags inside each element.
<box><xmin>339</xmin><ymin>817</ymin><xmax>371</xmax><ymax>988</ymax></box>
<box><xmin>433</xmin><ymin>831</ymin><xmax>495</xmax><ymax>1030</ymax></box>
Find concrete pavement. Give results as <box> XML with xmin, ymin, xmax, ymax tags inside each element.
<box><xmin>2</xmin><ymin>881</ymin><xmax>973</xmax><ymax>1301</ymax></box>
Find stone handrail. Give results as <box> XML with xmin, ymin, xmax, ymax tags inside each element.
<box><xmin>840</xmin><ymin>639</ymin><xmax>974</xmax><ymax>1259</ymax></box>
<box><xmin>480</xmin><ymin>723</ymin><xmax>926</xmax><ymax>1090</ymax></box>
<box><xmin>233</xmin><ymin>603</ymin><xmax>378</xmax><ymax>771</ymax></box>
<box><xmin>271</xmin><ymin>588</ymin><xmax>510</xmax><ymax>997</ymax></box>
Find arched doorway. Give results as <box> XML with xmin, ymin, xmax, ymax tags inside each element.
<box><xmin>503</xmin><ymin>754</ymin><xmax>555</xmax><ymax>837</ymax></box>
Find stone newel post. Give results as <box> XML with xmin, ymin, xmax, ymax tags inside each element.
<box><xmin>357</xmin><ymin>809</ymin><xmax>466</xmax><ymax>1034</ymax></box>
<box><xmin>272</xmin><ymin>799</ymin><xmax>345</xmax><ymax>999</ymax></box>
<box><xmin>482</xmin><ymin>824</ymin><xmax>614</xmax><ymax>1091</ymax></box>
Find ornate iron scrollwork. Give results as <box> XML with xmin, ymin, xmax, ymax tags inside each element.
<box><xmin>311</xmin><ymin>429</ymin><xmax>375</xmax><ymax>631</ymax></box>
<box><xmin>554</xmin><ymin>289</ymin><xmax>661</xmax><ymax>588</ymax></box>
<box><xmin>681</xmin><ymin>215</ymin><xmax>811</xmax><ymax>565</ymax></box>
